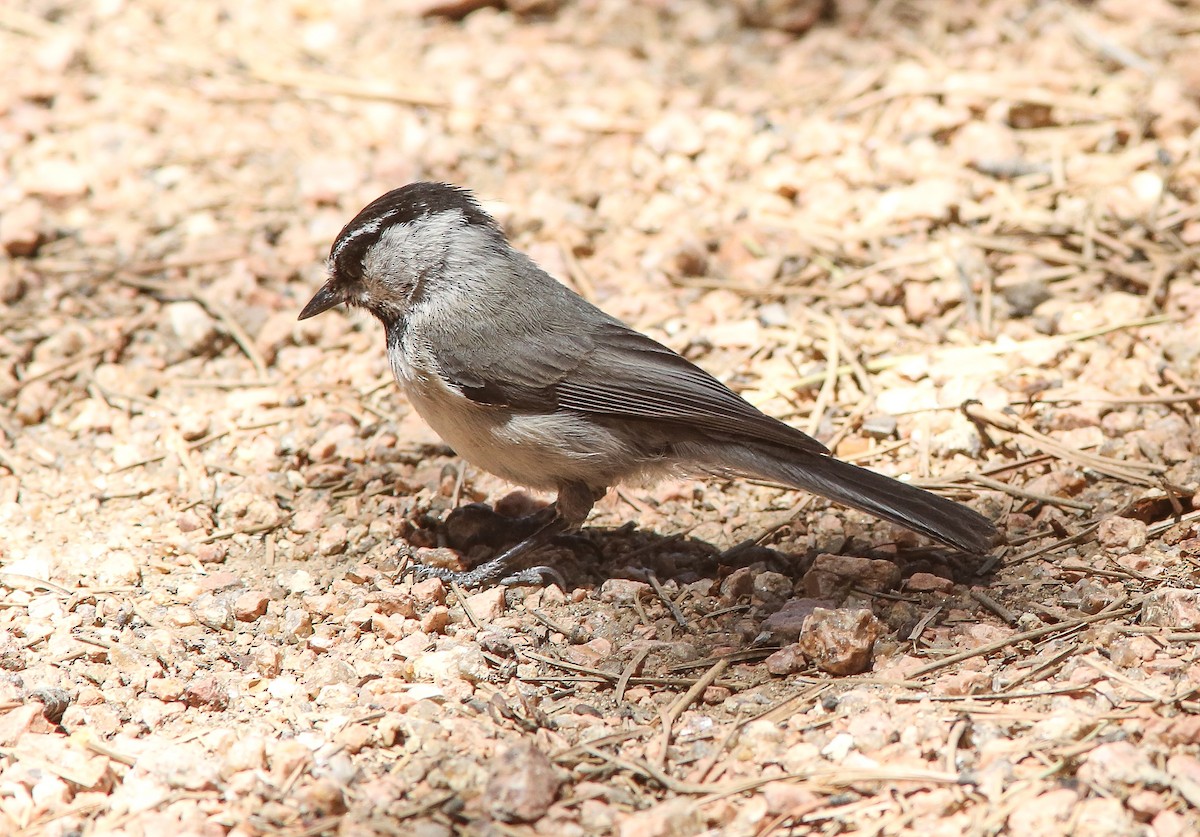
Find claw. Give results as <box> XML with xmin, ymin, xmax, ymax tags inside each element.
<box><xmin>500</xmin><ymin>565</ymin><xmax>566</xmax><ymax>590</ymax></box>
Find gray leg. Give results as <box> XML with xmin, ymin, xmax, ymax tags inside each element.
<box><xmin>411</xmin><ymin>482</ymin><xmax>603</xmax><ymax>589</ymax></box>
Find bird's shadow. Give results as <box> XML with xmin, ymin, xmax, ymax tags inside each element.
<box><xmin>432</xmin><ymin>501</ymin><xmax>996</xmax><ymax>593</ymax></box>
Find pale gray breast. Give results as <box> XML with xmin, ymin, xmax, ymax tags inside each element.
<box><xmin>388</xmin><ymin>323</ymin><xmax>659</xmax><ymax>491</ymax></box>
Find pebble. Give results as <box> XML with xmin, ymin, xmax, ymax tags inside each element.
<box><xmin>407</xmin><ymin>820</ymin><xmax>453</xmax><ymax>837</ymax></box>
<box><xmin>308</xmin><ymin>626</ymin><xmax>337</xmax><ymax>654</ymax></box>
<box><xmin>464</xmin><ymin>586</ymin><xmax>505</xmax><ymax>621</ymax></box>
<box><xmin>1096</xmin><ymin>517</ymin><xmax>1148</xmax><ymax>553</ymax></box>
<box><xmin>580</xmin><ymin>798</ymin><xmax>616</xmax><ymax>833</ymax></box>
<box><xmin>820</xmin><ymin>731</ymin><xmax>856</xmax><ymax>762</ymax></box>
<box><xmin>703</xmin><ymin>685</ymin><xmax>732</xmax><ymax>704</ymax></box>
<box><xmin>183</xmin><ymin>677</ymin><xmax>230</xmax><ymax>710</ymax></box>
<box><xmin>707</xmin><ymin>317</ymin><xmax>763</xmax><ymax>348</ymax></box>
<box><xmin>0</xmin><ymin>264</ymin><xmax>26</xmax><ymax>305</ymax></box>
<box><xmin>1</xmin><ymin>198</ymin><xmax>45</xmax><ymax>256</ymax></box>
<box><xmin>334</xmin><ymin>724</ymin><xmax>375</xmax><ymax>756</ymax></box>
<box><xmin>780</xmin><ymin>741</ymin><xmax>821</xmax><ymax>773</ymax></box>
<box><xmin>369</xmin><ymin>606</ymin><xmax>408</xmax><ymax>637</ymax></box>
<box><xmin>938</xmin><ymin>670</ymin><xmax>989</xmax><ymax>696</ymax></box>
<box><xmin>219</xmin><ymin>490</ymin><xmax>280</xmax><ymax>529</ymax></box>
<box><xmin>564</xmin><ymin>638</ymin><xmax>613</xmax><ymax>668</ymax></box>
<box><xmin>599</xmin><ymin>578</ymin><xmax>651</xmax><ymax>603</ymax></box>
<box><xmin>14</xmin><ymin>380</ymin><xmax>55</xmax><ymax>426</ymax></box>
<box><xmin>282</xmin><ymin>607</ymin><xmax>314</xmax><ymax>640</ymax></box>
<box><xmin>98</xmin><ymin>363</ymin><xmax>161</xmax><ymax>399</ymax></box>
<box><xmin>393</xmin><ymin>631</ymin><xmax>432</xmax><ymax>658</ymax></box>
<box><xmin>166</xmin><ymin>301</ymin><xmax>220</xmax><ymax>356</ymax></box>
<box><xmin>303</xmin><ymin>658</ymin><xmax>356</xmax><ymax>691</ymax></box>
<box><xmin>866</xmin><ymin>179</ymin><xmax>963</xmax><ymax>227</ymax></box>
<box><xmin>738</xmin><ymin>719</ymin><xmax>784</xmax><ymax>754</ymax></box>
<box><xmin>483</xmin><ymin>741</ymin><xmax>562</xmax><ymax>823</ymax></box>
<box><xmin>797</xmin><ymin>608</ymin><xmax>884</xmax><ymax>675</ymax></box>
<box><xmin>289</xmin><ymin>501</ymin><xmax>328</xmax><ymax>535</ymax></box>
<box><xmin>1078</xmin><ymin>798</ymin><xmax>1139</xmax><ymax>834</ymax></box>
<box><xmin>233</xmin><ymin>590</ymin><xmax>270</xmax><ymax>621</ymax></box>
<box><xmin>757</xmin><ymin>301</ymin><xmax>788</xmax><ymax>327</ymax></box>
<box><xmin>736</xmin><ymin>0</ymin><xmax>824</xmax><ymax>33</ymax></box>
<box><xmin>1160</xmin><ymin>715</ymin><xmax>1200</xmax><ymax>746</ymax></box>
<box><xmin>762</xmin><ymin>781</ymin><xmax>820</xmax><ymax>816</ymax></box>
<box><xmin>254</xmin><ymin>646</ymin><xmax>283</xmax><ymax>677</ymax></box>
<box><xmin>760</xmin><ymin>598</ymin><xmax>828</xmax><ymax>643</ymax></box>
<box><xmin>617</xmin><ymin>796</ymin><xmax>703</xmax><ymax>837</ymax></box>
<box><xmin>93</xmin><ymin>550</ymin><xmax>141</xmax><ymax>586</ymax></box>
<box><xmin>298</xmin><ymin>155</ymin><xmax>360</xmax><ymax>205</ymax></box>
<box><xmin>765</xmin><ymin>644</ymin><xmax>805</xmax><ymax>675</ymax></box>
<box><xmin>719</xmin><ymin>566</ymin><xmax>755</xmax><ymax>601</ymax></box>
<box><xmin>137</xmin><ymin>741</ymin><xmax>220</xmax><ymax>790</ymax></box>
<box><xmin>411</xmin><ymin>576</ymin><xmax>447</xmax><ymax>605</ymax></box>
<box><xmin>317</xmin><ymin>523</ymin><xmax>349</xmax><ymax>556</ymax></box>
<box><xmin>906</xmin><ymin>572</ymin><xmax>954</xmax><ymax>592</ymax></box>
<box><xmin>371</xmin><ymin>589</ymin><xmax>417</xmax><ymax>618</ymax></box>
<box><xmin>220</xmin><ymin>735</ymin><xmax>266</xmax><ymax>778</ymax></box>
<box><xmin>164</xmin><ymin>605</ymin><xmax>198</xmax><ymax>628</ymax></box>
<box><xmin>296</xmin><ymin>777</ymin><xmax>346</xmax><ymax>816</ymax></box>
<box><xmin>0</xmin><ymin>705</ymin><xmax>50</xmax><ymax>746</ymax></box>
<box><xmin>195</xmin><ymin>542</ymin><xmax>227</xmax><ymax>564</ymax></box>
<box><xmin>803</xmin><ymin>554</ymin><xmax>900</xmax><ymax>598</ymax></box>
<box><xmin>752</xmin><ymin>571</ymin><xmax>792</xmax><ymax>606</ymax></box>
<box><xmin>146</xmin><ymin>677</ymin><xmax>186</xmax><ymax>701</ymax></box>
<box><xmin>35</xmin><ymin>34</ymin><xmax>82</xmax><ymax>73</ymax></box>
<box><xmin>255</xmin><ymin>310</ymin><xmax>300</xmax><ymax>364</ymax></box>
<box><xmin>191</xmin><ymin>593</ymin><xmax>235</xmax><ymax>631</ymax></box>
<box><xmin>30</xmin><ymin>772</ymin><xmax>72</xmax><ymax>812</ymax></box>
<box><xmin>304</xmin><ymin>595</ymin><xmax>337</xmax><ymax>618</ymax></box>
<box><xmin>266</xmin><ymin>675</ymin><xmax>301</xmax><ymax>702</ymax></box>
<box><xmin>1142</xmin><ymin>588</ymin><xmax>1200</xmax><ymax>630</ymax></box>
<box><xmin>345</xmin><ymin>605</ymin><xmax>378</xmax><ymax>628</ymax></box>
<box><xmin>903</xmin><ymin>281</ymin><xmax>941</xmax><ymax>324</ymax></box>
<box><xmin>268</xmin><ymin>738</ymin><xmax>312</xmax><ymax>780</ymax></box>
<box><xmin>643</xmin><ymin>110</ymin><xmax>706</xmax><ymax>157</ymax></box>
<box><xmin>931</xmin><ymin>422</ymin><xmax>982</xmax><ymax>457</ymax></box>
<box><xmin>23</xmin><ymin>159</ymin><xmax>88</xmax><ymax>200</ymax></box>
<box><xmin>1131</xmin><ymin>170</ymin><xmax>1165</xmax><ymax>205</ymax></box>
<box><xmin>176</xmin><ymin>408</ymin><xmax>211</xmax><ymax>441</ymax></box>
<box><xmin>420</xmin><ymin>605</ymin><xmax>449</xmax><ymax>634</ymax></box>
<box><xmin>1024</xmin><ymin>470</ymin><xmax>1087</xmax><ymax>500</ymax></box>
<box><xmin>197</xmin><ymin>570</ymin><xmax>241</xmax><ymax>592</ymax></box>
<box><xmin>309</xmin><ymin>424</ymin><xmax>356</xmax><ymax>461</ymax></box>
<box><xmin>281</xmin><ymin>569</ymin><xmax>315</xmax><ymax>595</ymax></box>
<box><xmin>862</xmin><ymin>414</ymin><xmax>898</xmax><ymax>439</ymax></box>
<box><xmin>14</xmin><ymin>733</ymin><xmax>109</xmax><ymax>794</ymax></box>
<box><xmin>411</xmin><ymin>644</ymin><xmax>489</xmax><ymax>683</ymax></box>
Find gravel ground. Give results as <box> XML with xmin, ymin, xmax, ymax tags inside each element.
<box><xmin>2</xmin><ymin>0</ymin><xmax>1200</xmax><ymax>835</ymax></box>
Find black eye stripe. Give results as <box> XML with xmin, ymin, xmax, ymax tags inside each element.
<box><xmin>330</xmin><ymin>207</ymin><xmax>399</xmax><ymax>280</ymax></box>
<box><xmin>329</xmin><ymin>182</ymin><xmax>498</xmax><ymax>280</ymax></box>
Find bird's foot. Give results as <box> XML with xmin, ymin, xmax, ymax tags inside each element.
<box><xmin>407</xmin><ymin>503</ymin><xmax>571</xmax><ymax>589</ymax></box>
<box><xmin>408</xmin><ymin>552</ymin><xmax>566</xmax><ymax>590</ymax></box>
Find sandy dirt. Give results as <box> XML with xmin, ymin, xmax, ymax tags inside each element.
<box><xmin>2</xmin><ymin>0</ymin><xmax>1199</xmax><ymax>834</ymax></box>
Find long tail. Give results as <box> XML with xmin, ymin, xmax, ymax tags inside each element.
<box><xmin>708</xmin><ymin>444</ymin><xmax>1001</xmax><ymax>554</ymax></box>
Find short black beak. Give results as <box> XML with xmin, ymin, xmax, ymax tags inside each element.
<box><xmin>298</xmin><ymin>281</ymin><xmax>341</xmax><ymax>320</ymax></box>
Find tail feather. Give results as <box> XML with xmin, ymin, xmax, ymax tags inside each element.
<box><xmin>713</xmin><ymin>445</ymin><xmax>1001</xmax><ymax>554</ymax></box>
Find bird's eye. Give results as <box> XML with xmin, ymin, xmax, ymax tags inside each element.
<box><xmin>336</xmin><ymin>257</ymin><xmax>363</xmax><ymax>283</ymax></box>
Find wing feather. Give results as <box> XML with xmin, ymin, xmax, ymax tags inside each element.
<box><xmin>432</xmin><ymin>316</ymin><xmax>828</xmax><ymax>457</ymax></box>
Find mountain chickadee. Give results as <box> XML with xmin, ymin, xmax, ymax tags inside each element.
<box><xmin>299</xmin><ymin>182</ymin><xmax>1001</xmax><ymax>587</ymax></box>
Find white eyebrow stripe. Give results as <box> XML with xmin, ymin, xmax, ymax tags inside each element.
<box><xmin>331</xmin><ymin>206</ymin><xmax>403</xmax><ymax>262</ymax></box>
